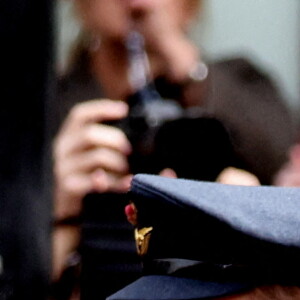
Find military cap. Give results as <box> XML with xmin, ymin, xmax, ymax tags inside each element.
<box><xmin>108</xmin><ymin>174</ymin><xmax>300</xmax><ymax>300</ymax></box>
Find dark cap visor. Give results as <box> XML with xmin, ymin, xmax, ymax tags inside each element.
<box><xmin>107</xmin><ymin>275</ymin><xmax>252</xmax><ymax>300</ymax></box>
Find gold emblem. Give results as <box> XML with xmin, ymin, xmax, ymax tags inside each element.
<box><xmin>134</xmin><ymin>227</ymin><xmax>153</xmax><ymax>256</ymax></box>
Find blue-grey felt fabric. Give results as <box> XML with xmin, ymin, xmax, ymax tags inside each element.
<box><xmin>108</xmin><ymin>174</ymin><xmax>300</xmax><ymax>300</ymax></box>
<box><xmin>131</xmin><ymin>174</ymin><xmax>300</xmax><ymax>247</ymax></box>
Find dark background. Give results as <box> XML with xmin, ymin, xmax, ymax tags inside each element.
<box><xmin>0</xmin><ymin>0</ymin><xmax>53</xmax><ymax>299</ymax></box>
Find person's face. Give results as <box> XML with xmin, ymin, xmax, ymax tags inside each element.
<box><xmin>75</xmin><ymin>0</ymin><xmax>198</xmax><ymax>42</ymax></box>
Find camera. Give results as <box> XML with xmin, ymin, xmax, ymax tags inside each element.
<box><xmin>109</xmin><ymin>85</ymin><xmax>234</xmax><ymax>181</ymax></box>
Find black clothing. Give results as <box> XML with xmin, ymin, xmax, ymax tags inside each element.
<box><xmin>0</xmin><ymin>0</ymin><xmax>54</xmax><ymax>299</ymax></box>
<box><xmin>80</xmin><ymin>193</ymin><xmax>141</xmax><ymax>300</ymax></box>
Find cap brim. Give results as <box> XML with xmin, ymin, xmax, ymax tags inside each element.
<box><xmin>107</xmin><ymin>275</ymin><xmax>252</xmax><ymax>300</ymax></box>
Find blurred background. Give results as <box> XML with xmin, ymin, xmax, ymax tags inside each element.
<box><xmin>55</xmin><ymin>0</ymin><xmax>300</xmax><ymax>122</ymax></box>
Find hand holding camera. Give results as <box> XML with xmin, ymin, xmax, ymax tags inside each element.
<box><xmin>53</xmin><ymin>99</ymin><xmax>133</xmax><ymax>221</ymax></box>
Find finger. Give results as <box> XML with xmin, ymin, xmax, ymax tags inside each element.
<box><xmin>80</xmin><ymin>124</ymin><xmax>132</xmax><ymax>153</ymax></box>
<box><xmin>274</xmin><ymin>165</ymin><xmax>300</xmax><ymax>187</ymax></box>
<box><xmin>216</xmin><ymin>167</ymin><xmax>260</xmax><ymax>186</ymax></box>
<box><xmin>59</xmin><ymin>169</ymin><xmax>114</xmax><ymax>197</ymax></box>
<box><xmin>91</xmin><ymin>170</ymin><xmax>133</xmax><ymax>194</ymax></box>
<box><xmin>64</xmin><ymin>99</ymin><xmax>129</xmax><ymax>130</ymax></box>
<box><xmin>62</xmin><ymin>147</ymin><xmax>130</xmax><ymax>176</ymax></box>
<box><xmin>61</xmin><ymin>173</ymin><xmax>95</xmax><ymax>199</ymax></box>
<box><xmin>115</xmin><ymin>174</ymin><xmax>133</xmax><ymax>192</ymax></box>
<box><xmin>290</xmin><ymin>144</ymin><xmax>300</xmax><ymax>166</ymax></box>
<box><xmin>159</xmin><ymin>168</ymin><xmax>177</xmax><ymax>178</ymax></box>
<box><xmin>56</xmin><ymin>123</ymin><xmax>132</xmax><ymax>158</ymax></box>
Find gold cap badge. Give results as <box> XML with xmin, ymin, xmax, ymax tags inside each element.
<box><xmin>134</xmin><ymin>227</ymin><xmax>153</xmax><ymax>256</ymax></box>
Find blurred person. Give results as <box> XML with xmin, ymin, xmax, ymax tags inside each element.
<box><xmin>51</xmin><ymin>0</ymin><xmax>294</xmax><ymax>299</ymax></box>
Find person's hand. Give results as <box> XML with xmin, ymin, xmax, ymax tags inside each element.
<box><xmin>124</xmin><ymin>0</ymin><xmax>199</xmax><ymax>82</ymax></box>
<box><xmin>216</xmin><ymin>167</ymin><xmax>260</xmax><ymax>186</ymax></box>
<box><xmin>273</xmin><ymin>144</ymin><xmax>300</xmax><ymax>186</ymax></box>
<box><xmin>274</xmin><ymin>162</ymin><xmax>300</xmax><ymax>186</ymax></box>
<box><xmin>53</xmin><ymin>99</ymin><xmax>132</xmax><ymax>221</ymax></box>
<box><xmin>52</xmin><ymin>99</ymin><xmax>132</xmax><ymax>282</ymax></box>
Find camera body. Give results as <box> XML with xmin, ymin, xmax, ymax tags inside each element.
<box><xmin>110</xmin><ymin>86</ymin><xmax>234</xmax><ymax>181</ymax></box>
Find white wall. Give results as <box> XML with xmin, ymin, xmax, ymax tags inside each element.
<box><xmin>192</xmin><ymin>0</ymin><xmax>300</xmax><ymax>113</ymax></box>
<box><xmin>55</xmin><ymin>0</ymin><xmax>80</xmax><ymax>74</ymax></box>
